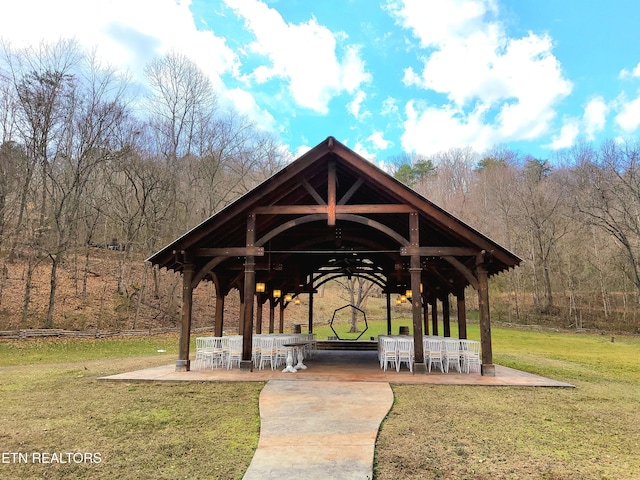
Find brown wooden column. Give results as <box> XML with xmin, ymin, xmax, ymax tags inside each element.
<box><xmin>279</xmin><ymin>301</ymin><xmax>285</xmax><ymax>332</ymax></box>
<box><xmin>431</xmin><ymin>296</ymin><xmax>439</xmax><ymax>336</ymax></box>
<box><xmin>327</xmin><ymin>158</ymin><xmax>336</xmax><ymax>226</ymax></box>
<box><xmin>238</xmin><ymin>298</ymin><xmax>244</xmax><ymax>335</ymax></box>
<box><xmin>477</xmin><ymin>254</ymin><xmax>495</xmax><ymax>376</ymax></box>
<box><xmin>255</xmin><ymin>295</ymin><xmax>263</xmax><ymax>334</ymax></box>
<box><xmin>422</xmin><ymin>292</ymin><xmax>429</xmax><ymax>336</ymax></box>
<box><xmin>308</xmin><ymin>292</ymin><xmax>314</xmax><ymax>333</ymax></box>
<box><xmin>176</xmin><ymin>263</ymin><xmax>194</xmax><ymax>372</ymax></box>
<box><xmin>457</xmin><ymin>289</ymin><xmax>467</xmax><ymax>339</ymax></box>
<box><xmin>269</xmin><ymin>298</ymin><xmax>275</xmax><ymax>333</ymax></box>
<box><xmin>443</xmin><ymin>295</ymin><xmax>451</xmax><ymax>337</ymax></box>
<box><xmin>240</xmin><ymin>214</ymin><xmax>256</xmax><ymax>371</ymax></box>
<box><xmin>386</xmin><ymin>291</ymin><xmax>392</xmax><ymax>335</ymax></box>
<box><xmin>214</xmin><ymin>292</ymin><xmax>224</xmax><ymax>337</ymax></box>
<box><xmin>409</xmin><ymin>211</ymin><xmax>425</xmax><ymax>371</ymax></box>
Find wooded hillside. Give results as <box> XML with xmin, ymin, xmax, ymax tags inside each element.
<box><xmin>1</xmin><ymin>39</ymin><xmax>639</xmax><ymax>334</ymax></box>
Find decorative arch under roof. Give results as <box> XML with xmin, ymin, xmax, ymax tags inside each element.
<box><xmin>147</xmin><ymin>136</ymin><xmax>521</xmax><ymax>375</ymax></box>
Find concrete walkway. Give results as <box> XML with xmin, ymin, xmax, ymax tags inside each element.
<box><xmin>242</xmin><ymin>380</ymin><xmax>393</xmax><ymax>480</ymax></box>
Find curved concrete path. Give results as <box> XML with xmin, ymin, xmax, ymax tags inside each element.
<box><xmin>242</xmin><ymin>380</ymin><xmax>394</xmax><ymax>480</ymax></box>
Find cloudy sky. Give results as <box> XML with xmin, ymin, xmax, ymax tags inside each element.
<box><xmin>1</xmin><ymin>0</ymin><xmax>640</xmax><ymax>163</ymax></box>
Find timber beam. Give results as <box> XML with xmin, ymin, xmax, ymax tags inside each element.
<box><xmin>194</xmin><ymin>247</ymin><xmax>264</xmax><ymax>257</ymax></box>
<box><xmin>400</xmin><ymin>246</ymin><xmax>479</xmax><ymax>256</ymax></box>
<box><xmin>252</xmin><ymin>204</ymin><xmax>416</xmax><ymax>214</ymax></box>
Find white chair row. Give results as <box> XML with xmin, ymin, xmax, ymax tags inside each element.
<box><xmin>194</xmin><ymin>336</ymin><xmax>242</xmax><ymax>370</ymax></box>
<box><xmin>195</xmin><ymin>334</ymin><xmax>317</xmax><ymax>370</ymax></box>
<box><xmin>378</xmin><ymin>336</ymin><xmax>481</xmax><ymax>374</ymax></box>
<box><xmin>379</xmin><ymin>336</ymin><xmax>415</xmax><ymax>372</ymax></box>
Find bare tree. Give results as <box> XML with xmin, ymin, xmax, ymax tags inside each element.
<box><xmin>473</xmin><ymin>148</ymin><xmax>522</xmax><ymax>319</ymax></box>
<box><xmin>421</xmin><ymin>147</ymin><xmax>476</xmax><ymax>217</ymax></box>
<box><xmin>41</xmin><ymin>55</ymin><xmax>128</xmax><ymax>325</ymax></box>
<box><xmin>1</xmin><ymin>39</ymin><xmax>84</xmax><ymax>324</ymax></box>
<box><xmin>515</xmin><ymin>158</ymin><xmax>570</xmax><ymax>312</ymax></box>
<box><xmin>568</xmin><ymin>140</ymin><xmax>640</xmax><ymax>299</ymax></box>
<box><xmin>335</xmin><ymin>276</ymin><xmax>376</xmax><ymax>332</ymax></box>
<box><xmin>145</xmin><ymin>50</ymin><xmax>217</xmax><ymax>164</ymax></box>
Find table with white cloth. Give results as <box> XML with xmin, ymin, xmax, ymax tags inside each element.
<box><xmin>281</xmin><ymin>341</ymin><xmax>311</xmax><ymax>373</ymax></box>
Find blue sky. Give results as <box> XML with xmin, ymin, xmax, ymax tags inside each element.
<box><xmin>2</xmin><ymin>0</ymin><xmax>640</xmax><ymax>164</ymax></box>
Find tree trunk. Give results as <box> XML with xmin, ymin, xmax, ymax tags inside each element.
<box><xmin>45</xmin><ymin>253</ymin><xmax>60</xmax><ymax>328</ymax></box>
<box><xmin>21</xmin><ymin>254</ymin><xmax>35</xmax><ymax>325</ymax></box>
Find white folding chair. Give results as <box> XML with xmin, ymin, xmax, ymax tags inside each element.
<box><xmin>422</xmin><ymin>336</ymin><xmax>430</xmax><ymax>366</ymax></box>
<box><xmin>302</xmin><ymin>333</ymin><xmax>316</xmax><ymax>358</ymax></box>
<box><xmin>460</xmin><ymin>340</ymin><xmax>481</xmax><ymax>373</ymax></box>
<box><xmin>379</xmin><ymin>337</ymin><xmax>398</xmax><ymax>371</ymax></box>
<box><xmin>274</xmin><ymin>336</ymin><xmax>291</xmax><ymax>367</ymax></box>
<box><xmin>194</xmin><ymin>337</ymin><xmax>208</xmax><ymax>369</ymax></box>
<box><xmin>226</xmin><ymin>336</ymin><xmax>243</xmax><ymax>369</ymax></box>
<box><xmin>443</xmin><ymin>339</ymin><xmax>461</xmax><ymax>373</ymax></box>
<box><xmin>396</xmin><ymin>337</ymin><xmax>414</xmax><ymax>372</ymax></box>
<box><xmin>206</xmin><ymin>337</ymin><xmax>226</xmax><ymax>368</ymax></box>
<box><xmin>426</xmin><ymin>338</ymin><xmax>444</xmax><ymax>373</ymax></box>
<box><xmin>258</xmin><ymin>336</ymin><xmax>276</xmax><ymax>370</ymax></box>
<box><xmin>252</xmin><ymin>335</ymin><xmax>261</xmax><ymax>367</ymax></box>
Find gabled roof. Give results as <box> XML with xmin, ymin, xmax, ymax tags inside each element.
<box><xmin>147</xmin><ymin>136</ymin><xmax>521</xmax><ymax>296</ymax></box>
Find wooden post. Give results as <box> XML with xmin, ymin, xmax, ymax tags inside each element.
<box><xmin>457</xmin><ymin>289</ymin><xmax>467</xmax><ymax>340</ymax></box>
<box><xmin>269</xmin><ymin>297</ymin><xmax>275</xmax><ymax>333</ymax></box>
<box><xmin>308</xmin><ymin>292</ymin><xmax>314</xmax><ymax>333</ymax></box>
<box><xmin>409</xmin><ymin>211</ymin><xmax>425</xmax><ymax>371</ymax></box>
<box><xmin>328</xmin><ymin>158</ymin><xmax>336</xmax><ymax>226</ymax></box>
<box><xmin>477</xmin><ymin>254</ymin><xmax>495</xmax><ymax>376</ymax></box>
<box><xmin>255</xmin><ymin>295</ymin><xmax>263</xmax><ymax>334</ymax></box>
<box><xmin>279</xmin><ymin>301</ymin><xmax>285</xmax><ymax>333</ymax></box>
<box><xmin>214</xmin><ymin>293</ymin><xmax>224</xmax><ymax>337</ymax></box>
<box><xmin>431</xmin><ymin>296</ymin><xmax>439</xmax><ymax>336</ymax></box>
<box><xmin>176</xmin><ymin>263</ymin><xmax>194</xmax><ymax>372</ymax></box>
<box><xmin>422</xmin><ymin>292</ymin><xmax>429</xmax><ymax>336</ymax></box>
<box><xmin>386</xmin><ymin>291</ymin><xmax>392</xmax><ymax>335</ymax></box>
<box><xmin>240</xmin><ymin>214</ymin><xmax>256</xmax><ymax>371</ymax></box>
<box><xmin>443</xmin><ymin>295</ymin><xmax>451</xmax><ymax>337</ymax></box>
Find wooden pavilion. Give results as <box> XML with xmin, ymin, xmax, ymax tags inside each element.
<box><xmin>147</xmin><ymin>136</ymin><xmax>521</xmax><ymax>375</ymax></box>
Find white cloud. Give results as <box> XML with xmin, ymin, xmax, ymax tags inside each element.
<box><xmin>583</xmin><ymin>97</ymin><xmax>608</xmax><ymax>139</ymax></box>
<box><xmin>388</xmin><ymin>0</ymin><xmax>572</xmax><ymax>153</ymax></box>
<box><xmin>367</xmin><ymin>131</ymin><xmax>393</xmax><ymax>150</ymax></box>
<box><xmin>348</xmin><ymin>90</ymin><xmax>370</xmax><ymax>120</ymax></box>
<box><xmin>546</xmin><ymin>120</ymin><xmax>580</xmax><ymax>150</ymax></box>
<box><xmin>381</xmin><ymin>97</ymin><xmax>399</xmax><ymax>116</ymax></box>
<box><xmin>400</xmin><ymin>100</ymin><xmax>493</xmax><ymax>156</ymax></box>
<box><xmin>0</xmin><ymin>0</ymin><xmax>239</xmax><ymax>90</ymax></box>
<box><xmin>386</xmin><ymin>0</ymin><xmax>496</xmax><ymax>49</ymax></box>
<box><xmin>619</xmin><ymin>61</ymin><xmax>640</xmax><ymax>80</ymax></box>
<box><xmin>224</xmin><ymin>0</ymin><xmax>371</xmax><ymax>113</ymax></box>
<box><xmin>223</xmin><ymin>88</ymin><xmax>278</xmax><ymax>132</ymax></box>
<box><xmin>615</xmin><ymin>95</ymin><xmax>640</xmax><ymax>132</ymax></box>
<box><xmin>294</xmin><ymin>144</ymin><xmax>312</xmax><ymax>159</ymax></box>
<box><xmin>353</xmin><ymin>141</ymin><xmax>377</xmax><ymax>161</ymax></box>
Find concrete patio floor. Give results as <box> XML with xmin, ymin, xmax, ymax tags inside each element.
<box><xmin>99</xmin><ymin>350</ymin><xmax>574</xmax><ymax>387</ymax></box>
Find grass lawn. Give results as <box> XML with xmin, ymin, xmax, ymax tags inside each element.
<box><xmin>0</xmin><ymin>336</ymin><xmax>262</xmax><ymax>480</ymax></box>
<box><xmin>1</xmin><ymin>327</ymin><xmax>639</xmax><ymax>479</ymax></box>
<box><xmin>375</xmin><ymin>326</ymin><xmax>640</xmax><ymax>480</ymax></box>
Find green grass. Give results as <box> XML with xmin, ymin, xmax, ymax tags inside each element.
<box><xmin>0</xmin><ymin>335</ymin><xmax>180</xmax><ymax>366</ymax></box>
<box><xmin>0</xmin><ymin>337</ymin><xmax>262</xmax><ymax>480</ymax></box>
<box><xmin>375</xmin><ymin>327</ymin><xmax>640</xmax><ymax>480</ymax></box>
<box><xmin>1</xmin><ymin>328</ymin><xmax>639</xmax><ymax>479</ymax></box>
<box><xmin>311</xmin><ymin>317</ymin><xmax>474</xmax><ymax>340</ymax></box>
